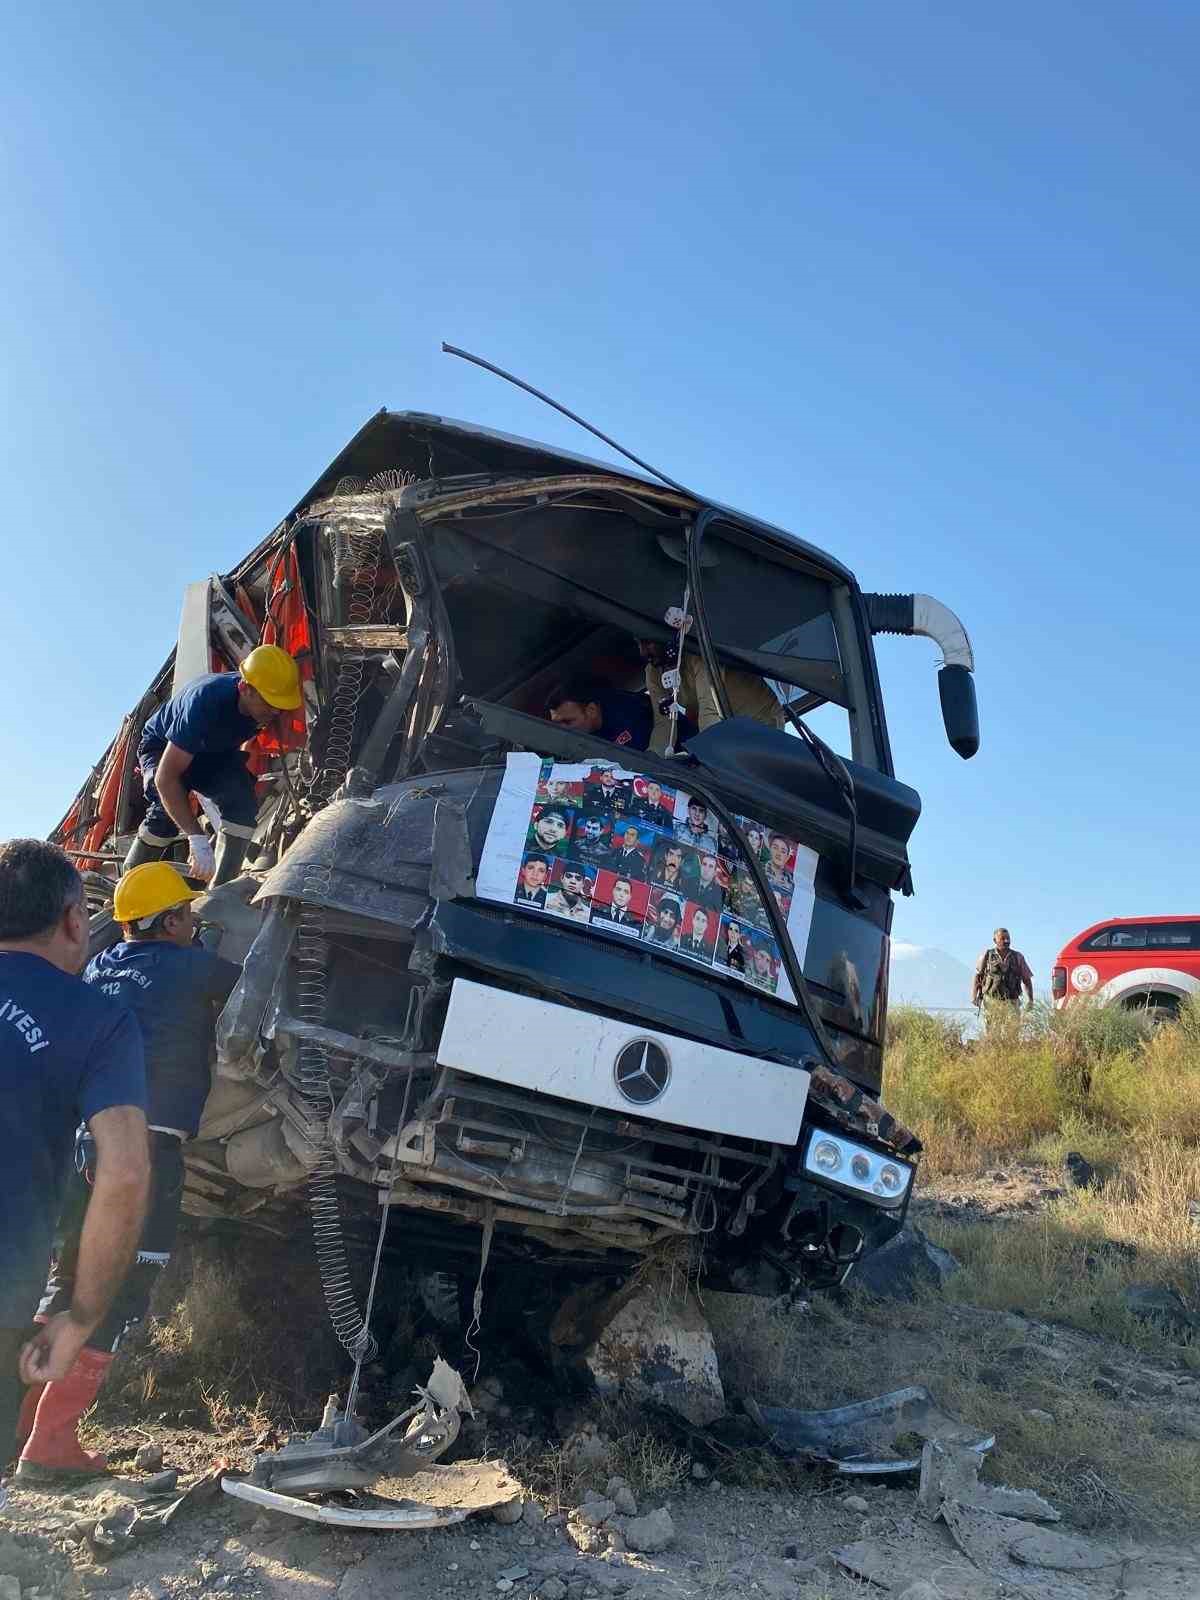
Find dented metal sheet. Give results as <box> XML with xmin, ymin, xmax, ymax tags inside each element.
<box><xmin>748</xmin><ymin>1383</ymin><xmax>995</xmax><ymax>1474</ymax></box>
<box><xmin>222</xmin><ymin>1460</ymin><xmax>521</xmax><ymax>1529</ymax></box>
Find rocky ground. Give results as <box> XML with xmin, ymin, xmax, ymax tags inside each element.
<box><xmin>3</xmin><ymin>1160</ymin><xmax>1199</xmax><ymax>1600</ymax></box>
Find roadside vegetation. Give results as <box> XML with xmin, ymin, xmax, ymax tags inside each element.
<box><xmin>884</xmin><ymin>998</ymin><xmax>1200</xmax><ymax>1338</ymax></box>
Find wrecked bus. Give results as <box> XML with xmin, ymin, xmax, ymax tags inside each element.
<box><xmin>52</xmin><ymin>399</ymin><xmax>978</xmax><ymax>1354</ymax></box>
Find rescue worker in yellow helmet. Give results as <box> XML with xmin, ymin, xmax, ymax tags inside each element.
<box><xmin>125</xmin><ymin>646</ymin><xmax>302</xmax><ymax>886</ymax></box>
<box><xmin>17</xmin><ymin>862</ymin><xmax>241</xmax><ymax>1484</ymax></box>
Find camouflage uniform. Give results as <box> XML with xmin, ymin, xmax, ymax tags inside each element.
<box><xmin>972</xmin><ymin>945</ymin><xmax>1033</xmax><ymax>1012</ymax></box>
<box><xmin>645</xmin><ymin>658</ymin><xmax>785</xmax><ymax>754</ymax></box>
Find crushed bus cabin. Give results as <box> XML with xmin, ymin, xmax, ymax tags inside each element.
<box><xmin>53</xmin><ymin>401</ymin><xmax>979</xmax><ymax>1355</ymax></box>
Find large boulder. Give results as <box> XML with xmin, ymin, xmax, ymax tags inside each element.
<box><xmin>850</xmin><ymin>1225</ymin><xmax>960</xmax><ymax>1301</ymax></box>
<box><xmin>579</xmin><ymin>1279</ymin><xmax>726</xmax><ymax>1426</ymax></box>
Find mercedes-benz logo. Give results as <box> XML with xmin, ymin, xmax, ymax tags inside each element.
<box><xmin>614</xmin><ymin>1039</ymin><xmax>672</xmax><ymax>1105</ymax></box>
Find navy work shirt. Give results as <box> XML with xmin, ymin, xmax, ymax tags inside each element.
<box><xmin>593</xmin><ymin>690</ymin><xmax>654</xmax><ymax>751</ymax></box>
<box><xmin>84</xmin><ymin>942</ymin><xmax>240</xmax><ymax>1138</ymax></box>
<box><xmin>0</xmin><ymin>953</ymin><xmax>145</xmax><ymax>1327</ymax></box>
<box><xmin>139</xmin><ymin>674</ymin><xmax>259</xmax><ymax>764</ymax></box>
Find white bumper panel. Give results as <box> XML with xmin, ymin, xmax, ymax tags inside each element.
<box><xmin>437</xmin><ymin>979</ymin><xmax>810</xmax><ymax>1144</ymax></box>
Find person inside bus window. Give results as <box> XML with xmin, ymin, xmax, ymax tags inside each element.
<box><xmin>545</xmin><ymin>677</ymin><xmax>655</xmax><ymax>751</ymax></box>
<box><xmin>637</xmin><ymin>635</ymin><xmax>784</xmax><ymax>753</ymax></box>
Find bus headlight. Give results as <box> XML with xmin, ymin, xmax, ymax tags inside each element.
<box><xmin>802</xmin><ymin>1130</ymin><xmax>913</xmax><ymax>1208</ymax></box>
<box><xmin>810</xmin><ymin>1139</ymin><xmax>843</xmax><ymax>1174</ymax></box>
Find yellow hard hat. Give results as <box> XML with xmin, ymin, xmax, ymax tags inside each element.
<box><xmin>113</xmin><ymin>862</ymin><xmax>200</xmax><ymax>926</ymax></box>
<box><xmin>240</xmin><ymin>645</ymin><xmax>302</xmax><ymax>711</ymax></box>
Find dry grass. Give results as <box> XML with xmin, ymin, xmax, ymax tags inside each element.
<box><xmin>882</xmin><ymin>998</ymin><xmax>1200</xmax><ymax>1342</ymax></box>
<box><xmin>107</xmin><ymin>1233</ymin><xmax>350</xmax><ymax>1430</ymax></box>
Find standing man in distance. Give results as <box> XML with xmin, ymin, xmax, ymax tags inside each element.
<box><xmin>971</xmin><ymin>928</ymin><xmax>1035</xmax><ymax>1017</ymax></box>
<box><xmin>0</xmin><ymin>841</ymin><xmax>149</xmax><ymax>1478</ymax></box>
<box><xmin>126</xmin><ymin>646</ymin><xmax>302</xmax><ymax>886</ymax></box>
<box><xmin>17</xmin><ymin>863</ymin><xmax>239</xmax><ymax>1484</ymax></box>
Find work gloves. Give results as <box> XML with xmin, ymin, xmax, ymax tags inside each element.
<box><xmin>187</xmin><ymin>834</ymin><xmax>216</xmax><ymax>882</ymax></box>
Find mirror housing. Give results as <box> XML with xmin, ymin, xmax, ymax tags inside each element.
<box><xmin>938</xmin><ymin>664</ymin><xmax>979</xmax><ymax>759</ymax></box>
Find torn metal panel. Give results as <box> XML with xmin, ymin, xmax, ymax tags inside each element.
<box><xmin>748</xmin><ymin>1384</ymin><xmax>995</xmax><ymax>1474</ymax></box>
<box><xmin>919</xmin><ymin>1438</ymin><xmax>1060</xmax><ymax>1522</ymax></box>
<box><xmin>429</xmin><ymin>799</ymin><xmax>475</xmax><ymax>900</ymax></box>
<box><xmin>221</xmin><ymin>1477</ymin><xmax>474</xmax><ymax>1529</ymax></box>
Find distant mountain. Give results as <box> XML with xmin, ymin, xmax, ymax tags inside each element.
<box><xmin>889</xmin><ymin>942</ymin><xmax>975</xmax><ymax>1012</ymax></box>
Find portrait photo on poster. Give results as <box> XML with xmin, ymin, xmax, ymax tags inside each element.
<box><xmin>590</xmin><ymin>868</ymin><xmax>648</xmax><ymax>934</ymax></box>
<box><xmin>475</xmin><ymin>754</ymin><xmax>819</xmax><ymax>1004</ymax></box>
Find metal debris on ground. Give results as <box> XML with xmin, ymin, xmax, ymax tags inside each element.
<box><xmin>221</xmin><ymin>1460</ymin><xmax>520</xmax><ymax>1530</ymax></box>
<box><xmin>746</xmin><ymin>1383</ymin><xmax>994</xmax><ymax>1474</ymax></box>
<box><xmin>218</xmin><ymin>1360</ymin><xmax>521</xmax><ymax>1529</ymax></box>
<box><xmin>918</xmin><ymin>1439</ymin><xmax>1060</xmax><ymax>1522</ymax></box>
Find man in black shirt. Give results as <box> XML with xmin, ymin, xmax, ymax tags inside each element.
<box><xmin>546</xmin><ymin>677</ymin><xmax>654</xmax><ymax>752</ymax></box>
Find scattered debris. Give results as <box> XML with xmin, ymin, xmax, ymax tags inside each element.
<box><xmin>748</xmin><ymin>1383</ymin><xmax>994</xmax><ymax>1474</ymax></box>
<box><xmin>222</xmin><ymin>1460</ymin><xmax>520</xmax><ymax>1529</ymax></box>
<box><xmin>848</xmin><ymin>1225</ymin><xmax>961</xmax><ymax>1301</ymax></box>
<box><xmin>917</xmin><ymin>1440</ymin><xmax>1059</xmax><ymax>1523</ymax></box>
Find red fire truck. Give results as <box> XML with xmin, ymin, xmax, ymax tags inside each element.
<box><xmin>1052</xmin><ymin>916</ymin><xmax>1200</xmax><ymax>1021</ymax></box>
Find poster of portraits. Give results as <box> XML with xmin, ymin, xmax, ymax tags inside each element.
<box><xmin>478</xmin><ymin>755</ymin><xmax>818</xmax><ymax>1003</ymax></box>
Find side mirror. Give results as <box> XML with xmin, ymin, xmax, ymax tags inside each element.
<box><xmin>938</xmin><ymin>665</ymin><xmax>979</xmax><ymax>760</ymax></box>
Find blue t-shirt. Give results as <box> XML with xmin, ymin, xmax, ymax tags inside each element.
<box><xmin>0</xmin><ymin>952</ymin><xmax>146</xmax><ymax>1327</ymax></box>
<box><xmin>85</xmin><ymin>942</ymin><xmax>240</xmax><ymax>1138</ymax></box>
<box><xmin>139</xmin><ymin>674</ymin><xmax>259</xmax><ymax>764</ymax></box>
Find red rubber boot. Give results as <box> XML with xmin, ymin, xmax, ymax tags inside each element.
<box><xmin>14</xmin><ymin>1315</ymin><xmax>49</xmax><ymax>1450</ymax></box>
<box><xmin>14</xmin><ymin>1382</ymin><xmax>45</xmax><ymax>1452</ymax></box>
<box><xmin>16</xmin><ymin>1349</ymin><xmax>112</xmax><ymax>1484</ymax></box>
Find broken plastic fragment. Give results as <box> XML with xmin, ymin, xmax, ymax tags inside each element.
<box><xmin>747</xmin><ymin>1384</ymin><xmax>994</xmax><ymax>1474</ymax></box>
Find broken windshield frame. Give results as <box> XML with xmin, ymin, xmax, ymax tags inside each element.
<box><xmin>327</xmin><ymin>492</ymin><xmax>884</xmax><ymax>1076</ymax></box>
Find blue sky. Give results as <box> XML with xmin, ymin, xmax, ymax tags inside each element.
<box><xmin>3</xmin><ymin>1</ymin><xmax>1197</xmax><ymax>987</ymax></box>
